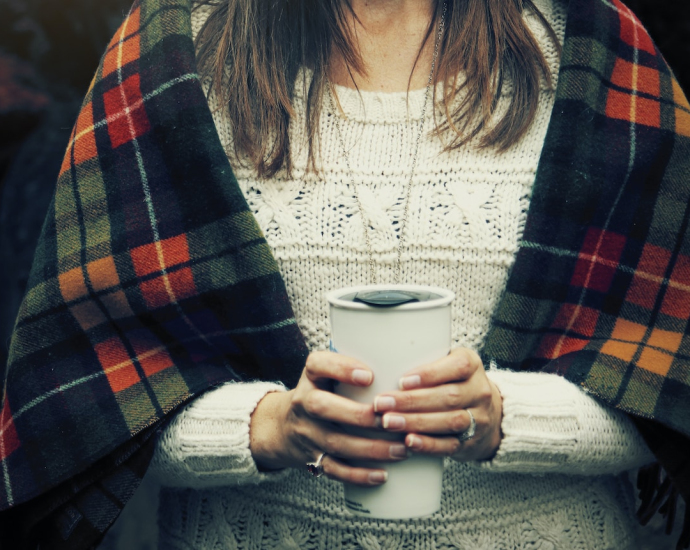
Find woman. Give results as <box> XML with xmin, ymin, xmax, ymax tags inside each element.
<box><xmin>1</xmin><ymin>0</ymin><xmax>688</xmax><ymax>548</ymax></box>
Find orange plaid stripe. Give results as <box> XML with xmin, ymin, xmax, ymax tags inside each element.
<box><xmin>130</xmin><ymin>235</ymin><xmax>191</xmax><ymax>278</ymax></box>
<box><xmin>606</xmin><ymin>89</ymin><xmax>661</xmax><ymax>128</ymax></box>
<box><xmin>95</xmin><ymin>338</ymin><xmax>141</xmax><ymax>393</ymax></box>
<box><xmin>103</xmin><ymin>7</ymin><xmax>142</xmax><ymax>78</ymax></box>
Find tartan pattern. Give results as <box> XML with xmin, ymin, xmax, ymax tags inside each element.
<box><xmin>1</xmin><ymin>0</ymin><xmax>307</xmax><ymax>513</ymax></box>
<box><xmin>482</xmin><ymin>0</ymin><xmax>690</xmax><ymax>500</ymax></box>
<box><xmin>0</xmin><ymin>0</ymin><xmax>688</xmax><ymax>543</ymax></box>
<box><xmin>0</xmin><ymin>419</ymin><xmax>163</xmax><ymax>548</ymax></box>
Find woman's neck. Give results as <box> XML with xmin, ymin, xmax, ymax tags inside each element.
<box><xmin>329</xmin><ymin>0</ymin><xmax>438</xmax><ymax>93</ymax></box>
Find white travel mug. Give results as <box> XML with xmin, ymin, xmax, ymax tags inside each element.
<box><xmin>327</xmin><ymin>284</ymin><xmax>455</xmax><ymax>519</ymax></box>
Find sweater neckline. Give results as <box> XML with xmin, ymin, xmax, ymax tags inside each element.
<box><xmin>327</xmin><ymin>82</ymin><xmax>433</xmax><ymax>124</ymax></box>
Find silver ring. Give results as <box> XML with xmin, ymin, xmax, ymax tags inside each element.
<box><xmin>306</xmin><ymin>452</ymin><xmax>326</xmax><ymax>478</ymax></box>
<box><xmin>457</xmin><ymin>409</ymin><xmax>476</xmax><ymax>442</ymax></box>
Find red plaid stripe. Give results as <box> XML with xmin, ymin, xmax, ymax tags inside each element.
<box><xmin>611</xmin><ymin>58</ymin><xmax>660</xmax><ymax>98</ymax></box>
<box><xmin>140</xmin><ymin>268</ymin><xmax>197</xmax><ymax>309</ymax></box>
<box><xmin>606</xmin><ymin>90</ymin><xmax>661</xmax><ymax>128</ymax></box>
<box><xmin>604</xmin><ymin>2</ymin><xmax>663</xmax><ymax>129</ymax></box>
<box><xmin>536</xmin><ymin>333</ymin><xmax>589</xmax><ymax>359</ymax></box>
<box><xmin>131</xmin><ymin>339</ymin><xmax>174</xmax><ymax>378</ymax></box>
<box><xmin>103</xmin><ymin>73</ymin><xmax>150</xmax><ymax>149</ymax></box>
<box><xmin>626</xmin><ymin>244</ymin><xmax>671</xmax><ymax>310</ymax></box>
<box><xmin>0</xmin><ymin>401</ymin><xmax>19</xmax><ymax>462</ymax></box>
<box><xmin>552</xmin><ymin>304</ymin><xmax>601</xmax><ymax>338</ymax></box>
<box><xmin>661</xmin><ymin>254</ymin><xmax>690</xmax><ymax>318</ymax></box>
<box><xmin>130</xmin><ymin>235</ymin><xmax>191</xmax><ymax>277</ymax></box>
<box><xmin>570</xmin><ymin>228</ymin><xmax>626</xmax><ymax>293</ymax></box>
<box><xmin>131</xmin><ymin>235</ymin><xmax>197</xmax><ymax>308</ymax></box>
<box><xmin>615</xmin><ymin>0</ymin><xmax>655</xmax><ymax>55</ymax></box>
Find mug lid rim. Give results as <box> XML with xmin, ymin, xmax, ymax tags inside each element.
<box><xmin>326</xmin><ymin>284</ymin><xmax>455</xmax><ymax>311</ymax></box>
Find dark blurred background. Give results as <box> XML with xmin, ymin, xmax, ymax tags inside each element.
<box><xmin>0</xmin><ymin>0</ymin><xmax>133</xmax><ymax>369</ymax></box>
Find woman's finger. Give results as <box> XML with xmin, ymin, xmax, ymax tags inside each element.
<box><xmin>403</xmin><ymin>433</ymin><xmax>463</xmax><ymax>458</ymax></box>
<box><xmin>374</xmin><ymin>364</ymin><xmax>494</xmax><ymax>414</ymax></box>
<box><xmin>374</xmin><ymin>383</ymin><xmax>472</xmax><ymax>413</ymax></box>
<box><xmin>292</xmin><ymin>404</ymin><xmax>408</xmax><ymax>463</ymax></box>
<box><xmin>319</xmin><ymin>454</ymin><xmax>389</xmax><ymax>486</ymax></box>
<box><xmin>399</xmin><ymin>379</ymin><xmax>503</xmax><ymax>462</ymax></box>
<box><xmin>304</xmin><ymin>350</ymin><xmax>373</xmax><ymax>387</ymax></box>
<box><xmin>397</xmin><ymin>348</ymin><xmax>482</xmax><ymax>390</ymax></box>
<box><xmin>379</xmin><ymin>408</ymin><xmax>475</xmax><ymax>435</ymax></box>
<box><xmin>315</xmin><ymin>430</ymin><xmax>409</xmax><ymax>462</ymax></box>
<box><xmin>404</xmin><ymin>430</ymin><xmax>491</xmax><ymax>462</ymax></box>
<box><xmin>302</xmin><ymin>388</ymin><xmax>379</xmax><ymax>428</ymax></box>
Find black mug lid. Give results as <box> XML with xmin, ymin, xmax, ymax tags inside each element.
<box><xmin>351</xmin><ymin>290</ymin><xmax>437</xmax><ymax>307</ymax></box>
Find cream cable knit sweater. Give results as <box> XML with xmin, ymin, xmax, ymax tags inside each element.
<box><xmin>150</xmin><ymin>1</ymin><xmax>655</xmax><ymax>548</ymax></box>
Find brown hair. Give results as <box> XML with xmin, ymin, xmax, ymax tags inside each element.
<box><xmin>194</xmin><ymin>0</ymin><xmax>561</xmax><ymax>177</ymax></box>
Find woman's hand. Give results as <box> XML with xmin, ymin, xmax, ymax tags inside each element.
<box><xmin>249</xmin><ymin>351</ymin><xmax>408</xmax><ymax>486</ymax></box>
<box><xmin>373</xmin><ymin>348</ymin><xmax>503</xmax><ymax>462</ymax></box>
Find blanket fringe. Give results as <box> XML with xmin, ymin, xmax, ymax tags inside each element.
<box><xmin>637</xmin><ymin>464</ymin><xmax>690</xmax><ymax>549</ymax></box>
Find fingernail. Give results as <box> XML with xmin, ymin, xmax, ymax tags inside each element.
<box><xmin>368</xmin><ymin>471</ymin><xmax>388</xmax><ymax>484</ymax></box>
<box><xmin>382</xmin><ymin>414</ymin><xmax>405</xmax><ymax>430</ymax></box>
<box><xmin>352</xmin><ymin>369</ymin><xmax>372</xmax><ymax>385</ymax></box>
<box><xmin>407</xmin><ymin>435</ymin><xmax>423</xmax><ymax>449</ymax></box>
<box><xmin>399</xmin><ymin>375</ymin><xmax>421</xmax><ymax>390</ymax></box>
<box><xmin>389</xmin><ymin>444</ymin><xmax>408</xmax><ymax>458</ymax></box>
<box><xmin>374</xmin><ymin>396</ymin><xmax>396</xmax><ymax>413</ymax></box>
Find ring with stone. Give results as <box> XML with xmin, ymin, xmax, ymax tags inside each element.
<box><xmin>306</xmin><ymin>452</ymin><xmax>326</xmax><ymax>478</ymax></box>
<box><xmin>457</xmin><ymin>409</ymin><xmax>477</xmax><ymax>442</ymax></box>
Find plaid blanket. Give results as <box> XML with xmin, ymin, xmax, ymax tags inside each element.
<box><xmin>482</xmin><ymin>0</ymin><xmax>690</xmax><ymax>528</ymax></box>
<box><xmin>1</xmin><ymin>0</ymin><xmax>689</xmax><ymax>546</ymax></box>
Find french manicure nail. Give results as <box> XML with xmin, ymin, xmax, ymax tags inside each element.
<box><xmin>389</xmin><ymin>444</ymin><xmax>408</xmax><ymax>458</ymax></box>
<box><xmin>368</xmin><ymin>471</ymin><xmax>388</xmax><ymax>484</ymax></box>
<box><xmin>407</xmin><ymin>435</ymin><xmax>423</xmax><ymax>449</ymax></box>
<box><xmin>352</xmin><ymin>369</ymin><xmax>372</xmax><ymax>385</ymax></box>
<box><xmin>399</xmin><ymin>375</ymin><xmax>421</xmax><ymax>390</ymax></box>
<box><xmin>374</xmin><ymin>396</ymin><xmax>396</xmax><ymax>413</ymax></box>
<box><xmin>382</xmin><ymin>414</ymin><xmax>405</xmax><ymax>430</ymax></box>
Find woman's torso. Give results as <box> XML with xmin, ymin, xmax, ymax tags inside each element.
<box><xmin>157</xmin><ymin>1</ymin><xmax>641</xmax><ymax>548</ymax></box>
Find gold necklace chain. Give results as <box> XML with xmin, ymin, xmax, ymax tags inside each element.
<box><xmin>326</xmin><ymin>1</ymin><xmax>447</xmax><ymax>284</ymax></box>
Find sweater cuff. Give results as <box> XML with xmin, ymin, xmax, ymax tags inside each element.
<box><xmin>478</xmin><ymin>368</ymin><xmax>654</xmax><ymax>475</ymax></box>
<box><xmin>152</xmin><ymin>381</ymin><xmax>288</xmax><ymax>488</ymax></box>
<box><xmin>480</xmin><ymin>368</ymin><xmax>580</xmax><ymax>473</ymax></box>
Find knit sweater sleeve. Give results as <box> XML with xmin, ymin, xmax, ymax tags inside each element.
<box><xmin>480</xmin><ymin>368</ymin><xmax>656</xmax><ymax>475</ymax></box>
<box><xmin>149</xmin><ymin>381</ymin><xmax>289</xmax><ymax>488</ymax></box>
<box><xmin>150</xmin><ymin>368</ymin><xmax>654</xmax><ymax>488</ymax></box>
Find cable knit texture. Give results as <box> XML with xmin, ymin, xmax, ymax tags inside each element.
<box><xmin>151</xmin><ymin>0</ymin><xmax>655</xmax><ymax>548</ymax></box>
<box><xmin>481</xmin><ymin>367</ymin><xmax>654</xmax><ymax>476</ymax></box>
<box><xmin>152</xmin><ymin>381</ymin><xmax>287</xmax><ymax>488</ymax></box>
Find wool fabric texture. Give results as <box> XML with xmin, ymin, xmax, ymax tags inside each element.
<box><xmin>153</xmin><ymin>373</ymin><xmax>653</xmax><ymax>548</ymax></box>
<box><xmin>1</xmin><ymin>0</ymin><xmax>689</xmax><ymax>547</ymax></box>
